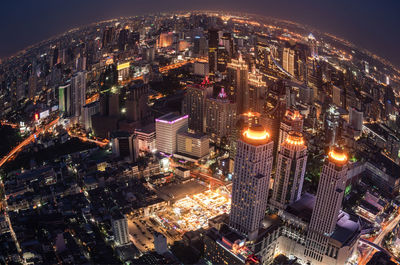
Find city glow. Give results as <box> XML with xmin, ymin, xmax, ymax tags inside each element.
<box><xmin>243</xmin><ymin>127</ymin><xmax>269</xmax><ymax>141</ymax></box>
<box><xmin>328</xmin><ymin>149</ymin><xmax>348</xmax><ymax>163</ymax></box>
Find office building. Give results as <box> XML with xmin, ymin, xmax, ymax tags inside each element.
<box><xmin>282</xmin><ymin>47</ymin><xmax>295</xmax><ymax>76</ymax></box>
<box><xmin>248</xmin><ymin>68</ymin><xmax>267</xmax><ymax>113</ymax></box>
<box><xmin>112</xmin><ymin>212</ymin><xmax>130</xmax><ymax>246</ymax></box>
<box><xmin>176</xmin><ymin>131</ymin><xmax>210</xmax><ymax>161</ymax></box>
<box><xmin>349</xmin><ymin>107</ymin><xmax>363</xmax><ymax>136</ymax></box>
<box><xmin>205</xmin><ymin>87</ymin><xmax>237</xmax><ymax>142</ymax></box>
<box><xmin>270</xmin><ymin>131</ymin><xmax>307</xmax><ymax>210</ymax></box>
<box><xmin>182</xmin><ymin>78</ymin><xmax>213</xmax><ymax>133</ymax></box>
<box><xmin>155</xmin><ymin>113</ymin><xmax>188</xmax><ymax>155</ymax></box>
<box><xmin>82</xmin><ymin>101</ymin><xmax>100</xmax><ymax>131</ymax></box>
<box><xmin>230</xmin><ymin>124</ymin><xmax>274</xmax><ymax>240</ymax></box>
<box><xmin>227</xmin><ymin>54</ymin><xmax>249</xmax><ymax>114</ymax></box>
<box><xmin>70</xmin><ymin>71</ymin><xmax>86</xmax><ymax>122</ymax></box>
<box><xmin>58</xmin><ymin>84</ymin><xmax>71</xmax><ymax>115</ymax></box>
<box><xmin>193</xmin><ymin>61</ymin><xmax>209</xmax><ymax>76</ymax></box>
<box><xmin>111</xmin><ymin>131</ymin><xmax>139</xmax><ymax>163</ymax></box>
<box><xmin>208</xmin><ymin>28</ymin><xmax>219</xmax><ymax>76</ymax></box>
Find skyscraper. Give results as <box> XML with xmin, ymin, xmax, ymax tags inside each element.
<box><xmin>270</xmin><ymin>131</ymin><xmax>307</xmax><ymax>210</ymax></box>
<box><xmin>248</xmin><ymin>68</ymin><xmax>267</xmax><ymax>113</ymax></box>
<box><xmin>305</xmin><ymin>147</ymin><xmax>348</xmax><ymax>262</ymax></box>
<box><xmin>227</xmin><ymin>54</ymin><xmax>249</xmax><ymax>114</ymax></box>
<box><xmin>208</xmin><ymin>29</ymin><xmax>219</xmax><ymax>76</ymax></box>
<box><xmin>70</xmin><ymin>71</ymin><xmax>86</xmax><ymax>122</ymax></box>
<box><xmin>230</xmin><ymin>124</ymin><xmax>274</xmax><ymax>240</ymax></box>
<box><xmin>278</xmin><ymin>109</ymin><xmax>304</xmax><ymax>151</ymax></box>
<box><xmin>308</xmin><ymin>33</ymin><xmax>318</xmax><ymax>58</ymax></box>
<box><xmin>282</xmin><ymin>47</ymin><xmax>295</xmax><ymax>76</ymax></box>
<box><xmin>182</xmin><ymin>78</ymin><xmax>213</xmax><ymax>133</ymax></box>
<box><xmin>205</xmin><ymin>87</ymin><xmax>237</xmax><ymax>142</ymax></box>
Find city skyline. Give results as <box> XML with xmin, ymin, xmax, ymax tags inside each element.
<box><xmin>1</xmin><ymin>1</ymin><xmax>400</xmax><ymax>68</ymax></box>
<box><xmin>0</xmin><ymin>9</ymin><xmax>399</xmax><ymax>265</ymax></box>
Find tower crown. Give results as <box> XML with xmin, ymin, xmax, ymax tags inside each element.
<box><xmin>242</xmin><ymin>124</ymin><xmax>270</xmax><ymax>145</ymax></box>
<box><xmin>328</xmin><ymin>147</ymin><xmax>348</xmax><ymax>164</ymax></box>
<box><xmin>285</xmin><ymin>131</ymin><xmax>305</xmax><ymax>146</ymax></box>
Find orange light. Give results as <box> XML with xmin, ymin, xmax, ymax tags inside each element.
<box><xmin>242</xmin><ymin>112</ymin><xmax>261</xmax><ymax>118</ymax></box>
<box><xmin>243</xmin><ymin>128</ymin><xmax>269</xmax><ymax>141</ymax></box>
<box><xmin>328</xmin><ymin>150</ymin><xmax>348</xmax><ymax>162</ymax></box>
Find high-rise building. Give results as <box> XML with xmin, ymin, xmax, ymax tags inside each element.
<box><xmin>112</xmin><ymin>212</ymin><xmax>130</xmax><ymax>246</ymax></box>
<box><xmin>349</xmin><ymin>107</ymin><xmax>363</xmax><ymax>136</ymax></box>
<box><xmin>82</xmin><ymin>101</ymin><xmax>100</xmax><ymax>131</ymax></box>
<box><xmin>230</xmin><ymin>125</ymin><xmax>274</xmax><ymax>240</ymax></box>
<box><xmin>270</xmin><ymin>131</ymin><xmax>307</xmax><ymax>210</ymax></box>
<box><xmin>205</xmin><ymin>87</ymin><xmax>237</xmax><ymax>142</ymax></box>
<box><xmin>58</xmin><ymin>84</ymin><xmax>71</xmax><ymax>115</ymax></box>
<box><xmin>208</xmin><ymin>29</ymin><xmax>219</xmax><ymax>76</ymax></box>
<box><xmin>332</xmin><ymin>85</ymin><xmax>342</xmax><ymax>107</ymax></box>
<box><xmin>227</xmin><ymin>54</ymin><xmax>249</xmax><ymax>114</ymax></box>
<box><xmin>157</xmin><ymin>32</ymin><xmax>173</xmax><ymax>48</ymax></box>
<box><xmin>256</xmin><ymin>35</ymin><xmax>271</xmax><ymax>72</ymax></box>
<box><xmin>248</xmin><ymin>68</ymin><xmax>267</xmax><ymax>113</ymax></box>
<box><xmin>70</xmin><ymin>71</ymin><xmax>86</xmax><ymax>122</ymax></box>
<box><xmin>155</xmin><ymin>113</ymin><xmax>188</xmax><ymax>155</ymax></box>
<box><xmin>305</xmin><ymin>147</ymin><xmax>348</xmax><ymax>262</ymax></box>
<box><xmin>282</xmin><ymin>47</ymin><xmax>295</xmax><ymax>76</ymax></box>
<box><xmin>308</xmin><ymin>33</ymin><xmax>318</xmax><ymax>58</ymax></box>
<box><xmin>111</xmin><ymin>131</ymin><xmax>139</xmax><ymax>162</ymax></box>
<box><xmin>182</xmin><ymin>78</ymin><xmax>213</xmax><ymax>133</ymax></box>
<box><xmin>278</xmin><ymin>109</ymin><xmax>303</xmax><ymax>151</ymax></box>
<box><xmin>193</xmin><ymin>36</ymin><xmax>207</xmax><ymax>57</ymax></box>
<box><xmin>176</xmin><ymin>131</ymin><xmax>210</xmax><ymax>160</ymax></box>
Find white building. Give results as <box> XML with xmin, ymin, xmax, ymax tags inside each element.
<box><xmin>155</xmin><ymin>113</ymin><xmax>188</xmax><ymax>155</ymax></box>
<box><xmin>112</xmin><ymin>213</ymin><xmax>130</xmax><ymax>246</ymax></box>
<box><xmin>305</xmin><ymin>147</ymin><xmax>350</xmax><ymax>263</ymax></box>
<box><xmin>282</xmin><ymin>47</ymin><xmax>295</xmax><ymax>76</ymax></box>
<box><xmin>230</xmin><ymin>125</ymin><xmax>274</xmax><ymax>240</ymax></box>
<box><xmin>176</xmin><ymin>131</ymin><xmax>210</xmax><ymax>161</ymax></box>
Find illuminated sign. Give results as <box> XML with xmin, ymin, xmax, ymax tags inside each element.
<box><xmin>39</xmin><ymin>110</ymin><xmax>50</xmax><ymax>119</ymax></box>
<box><xmin>117</xmin><ymin>62</ymin><xmax>130</xmax><ymax>71</ymax></box>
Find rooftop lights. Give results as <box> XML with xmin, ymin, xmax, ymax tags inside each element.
<box><xmin>328</xmin><ymin>148</ymin><xmax>348</xmax><ymax>163</ymax></box>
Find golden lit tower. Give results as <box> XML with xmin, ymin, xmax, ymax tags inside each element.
<box><xmin>230</xmin><ymin>124</ymin><xmax>274</xmax><ymax>240</ymax></box>
<box><xmin>270</xmin><ymin>131</ymin><xmax>307</xmax><ymax>210</ymax></box>
<box><xmin>305</xmin><ymin>147</ymin><xmax>349</xmax><ymax>262</ymax></box>
<box><xmin>278</xmin><ymin>109</ymin><xmax>303</xmax><ymax>151</ymax></box>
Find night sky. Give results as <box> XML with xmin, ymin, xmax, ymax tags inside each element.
<box><xmin>1</xmin><ymin>0</ymin><xmax>400</xmax><ymax>67</ymax></box>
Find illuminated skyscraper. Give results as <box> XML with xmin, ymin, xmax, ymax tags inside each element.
<box><xmin>278</xmin><ymin>109</ymin><xmax>303</xmax><ymax>151</ymax></box>
<box><xmin>227</xmin><ymin>54</ymin><xmax>249</xmax><ymax>114</ymax></box>
<box><xmin>205</xmin><ymin>88</ymin><xmax>237</xmax><ymax>142</ymax></box>
<box><xmin>308</xmin><ymin>33</ymin><xmax>318</xmax><ymax>58</ymax></box>
<box><xmin>182</xmin><ymin>78</ymin><xmax>213</xmax><ymax>133</ymax></box>
<box><xmin>230</xmin><ymin>125</ymin><xmax>274</xmax><ymax>240</ymax></box>
<box><xmin>282</xmin><ymin>47</ymin><xmax>295</xmax><ymax>76</ymax></box>
<box><xmin>248</xmin><ymin>68</ymin><xmax>267</xmax><ymax>113</ymax></box>
<box><xmin>271</xmin><ymin>131</ymin><xmax>307</xmax><ymax>210</ymax></box>
<box><xmin>305</xmin><ymin>147</ymin><xmax>348</xmax><ymax>262</ymax></box>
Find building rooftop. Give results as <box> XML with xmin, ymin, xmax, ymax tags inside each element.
<box><xmin>156</xmin><ymin>112</ymin><xmax>188</xmax><ymax>123</ymax></box>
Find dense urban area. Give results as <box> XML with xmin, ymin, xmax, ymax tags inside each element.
<box><xmin>0</xmin><ymin>11</ymin><xmax>400</xmax><ymax>265</ymax></box>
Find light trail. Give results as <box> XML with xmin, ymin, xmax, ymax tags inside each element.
<box><xmin>0</xmin><ymin>117</ymin><xmax>60</xmax><ymax>168</ymax></box>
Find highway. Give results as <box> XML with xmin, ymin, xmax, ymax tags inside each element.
<box><xmin>359</xmin><ymin>209</ymin><xmax>400</xmax><ymax>264</ymax></box>
<box><xmin>67</xmin><ymin>129</ymin><xmax>109</xmax><ymax>147</ymax></box>
<box><xmin>0</xmin><ymin>117</ymin><xmax>60</xmax><ymax>168</ymax></box>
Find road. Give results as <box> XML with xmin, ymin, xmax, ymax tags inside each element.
<box><xmin>0</xmin><ymin>116</ymin><xmax>59</xmax><ymax>264</ymax></box>
<box><xmin>359</xmin><ymin>210</ymin><xmax>400</xmax><ymax>264</ymax></box>
<box><xmin>0</xmin><ymin>117</ymin><xmax>60</xmax><ymax>168</ymax></box>
<box><xmin>67</xmin><ymin>129</ymin><xmax>109</xmax><ymax>147</ymax></box>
